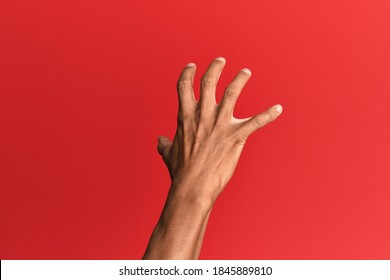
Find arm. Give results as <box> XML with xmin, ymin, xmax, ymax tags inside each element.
<box><xmin>142</xmin><ymin>182</ymin><xmax>212</xmax><ymax>259</ymax></box>
<box><xmin>143</xmin><ymin>57</ymin><xmax>283</xmax><ymax>259</ymax></box>
<box><xmin>193</xmin><ymin>208</ymin><xmax>212</xmax><ymax>259</ymax></box>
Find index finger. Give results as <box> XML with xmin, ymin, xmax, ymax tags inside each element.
<box><xmin>176</xmin><ymin>63</ymin><xmax>197</xmax><ymax>119</ymax></box>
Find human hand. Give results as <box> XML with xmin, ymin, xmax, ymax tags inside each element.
<box><xmin>143</xmin><ymin>57</ymin><xmax>283</xmax><ymax>259</ymax></box>
<box><xmin>157</xmin><ymin>57</ymin><xmax>283</xmax><ymax>205</ymax></box>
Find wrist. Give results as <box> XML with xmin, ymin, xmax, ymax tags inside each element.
<box><xmin>162</xmin><ymin>182</ymin><xmax>213</xmax><ymax>221</ymax></box>
<box><xmin>169</xmin><ymin>176</ymin><xmax>221</xmax><ymax>208</ymax></box>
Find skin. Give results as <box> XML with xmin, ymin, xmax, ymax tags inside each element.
<box><xmin>143</xmin><ymin>57</ymin><xmax>283</xmax><ymax>260</ymax></box>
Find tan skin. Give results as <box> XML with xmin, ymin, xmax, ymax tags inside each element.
<box><xmin>143</xmin><ymin>57</ymin><xmax>283</xmax><ymax>260</ymax></box>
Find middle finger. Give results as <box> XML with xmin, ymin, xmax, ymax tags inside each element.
<box><xmin>199</xmin><ymin>57</ymin><xmax>226</xmax><ymax>119</ymax></box>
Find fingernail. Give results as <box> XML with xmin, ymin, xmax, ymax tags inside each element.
<box><xmin>186</xmin><ymin>62</ymin><xmax>196</xmax><ymax>68</ymax></box>
<box><xmin>241</xmin><ymin>68</ymin><xmax>252</xmax><ymax>76</ymax></box>
<box><xmin>215</xmin><ymin>57</ymin><xmax>226</xmax><ymax>63</ymax></box>
<box><xmin>274</xmin><ymin>104</ymin><xmax>283</xmax><ymax>113</ymax></box>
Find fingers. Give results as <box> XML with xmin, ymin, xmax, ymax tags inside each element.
<box><xmin>238</xmin><ymin>104</ymin><xmax>283</xmax><ymax>141</ymax></box>
<box><xmin>217</xmin><ymin>68</ymin><xmax>252</xmax><ymax>122</ymax></box>
<box><xmin>176</xmin><ymin>63</ymin><xmax>197</xmax><ymax>121</ymax></box>
<box><xmin>199</xmin><ymin>57</ymin><xmax>226</xmax><ymax>119</ymax></box>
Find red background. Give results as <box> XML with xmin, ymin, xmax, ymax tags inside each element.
<box><xmin>1</xmin><ymin>0</ymin><xmax>390</xmax><ymax>259</ymax></box>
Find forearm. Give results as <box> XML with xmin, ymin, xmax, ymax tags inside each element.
<box><xmin>143</xmin><ymin>182</ymin><xmax>214</xmax><ymax>260</ymax></box>
<box><xmin>193</xmin><ymin>207</ymin><xmax>212</xmax><ymax>259</ymax></box>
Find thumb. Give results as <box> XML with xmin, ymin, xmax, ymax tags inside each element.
<box><xmin>157</xmin><ymin>135</ymin><xmax>172</xmax><ymax>158</ymax></box>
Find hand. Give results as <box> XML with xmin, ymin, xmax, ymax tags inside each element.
<box><xmin>143</xmin><ymin>57</ymin><xmax>283</xmax><ymax>259</ymax></box>
<box><xmin>157</xmin><ymin>57</ymin><xmax>283</xmax><ymax>204</ymax></box>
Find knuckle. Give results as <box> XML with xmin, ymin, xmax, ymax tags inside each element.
<box><xmin>234</xmin><ymin>129</ymin><xmax>248</xmax><ymax>144</ymax></box>
<box><xmin>212</xmin><ymin>120</ymin><xmax>223</xmax><ymax>130</ymax></box>
<box><xmin>254</xmin><ymin>115</ymin><xmax>267</xmax><ymax>128</ymax></box>
<box><xmin>177</xmin><ymin>79</ymin><xmax>191</xmax><ymax>90</ymax></box>
<box><xmin>209</xmin><ymin>121</ymin><xmax>224</xmax><ymax>136</ymax></box>
<box><xmin>224</xmin><ymin>87</ymin><xmax>238</xmax><ymax>98</ymax></box>
<box><xmin>201</xmin><ymin>76</ymin><xmax>216</xmax><ymax>88</ymax></box>
<box><xmin>177</xmin><ymin>112</ymin><xmax>192</xmax><ymax>124</ymax></box>
<box><xmin>198</xmin><ymin>111</ymin><xmax>208</xmax><ymax>120</ymax></box>
<box><xmin>254</xmin><ymin>111</ymin><xmax>274</xmax><ymax>128</ymax></box>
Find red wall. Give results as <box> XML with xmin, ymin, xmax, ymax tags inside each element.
<box><xmin>1</xmin><ymin>0</ymin><xmax>389</xmax><ymax>259</ymax></box>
